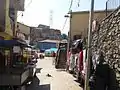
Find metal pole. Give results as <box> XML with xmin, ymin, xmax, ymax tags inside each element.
<box><xmin>84</xmin><ymin>0</ymin><xmax>94</xmax><ymax>90</ymax></box>
<box><xmin>106</xmin><ymin>1</ymin><xmax>108</xmax><ymax>16</ymax></box>
<box><xmin>67</xmin><ymin>10</ymin><xmax>72</xmax><ymax>69</ymax></box>
<box><xmin>69</xmin><ymin>10</ymin><xmax>72</xmax><ymax>46</ymax></box>
<box><xmin>67</xmin><ymin>10</ymin><xmax>72</xmax><ymax>52</ymax></box>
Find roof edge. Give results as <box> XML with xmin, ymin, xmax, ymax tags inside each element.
<box><xmin>71</xmin><ymin>9</ymin><xmax>113</xmax><ymax>14</ymax></box>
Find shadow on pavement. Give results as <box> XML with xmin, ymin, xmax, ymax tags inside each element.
<box><xmin>56</xmin><ymin>69</ymin><xmax>66</xmax><ymax>72</ymax></box>
<box><xmin>36</xmin><ymin>68</ymin><xmax>42</xmax><ymax>73</ymax></box>
<box><xmin>27</xmin><ymin>76</ymin><xmax>51</xmax><ymax>90</ymax></box>
<box><xmin>38</xmin><ymin>84</ymin><xmax>50</xmax><ymax>90</ymax></box>
<box><xmin>74</xmin><ymin>79</ymin><xmax>79</xmax><ymax>83</ymax></box>
<box><xmin>74</xmin><ymin>80</ymin><xmax>84</xmax><ymax>89</ymax></box>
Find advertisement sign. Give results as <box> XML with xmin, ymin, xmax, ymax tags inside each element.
<box><xmin>10</xmin><ymin>0</ymin><xmax>25</xmax><ymax>11</ymax></box>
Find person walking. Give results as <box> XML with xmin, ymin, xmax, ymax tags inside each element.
<box><xmin>52</xmin><ymin>51</ymin><xmax>56</xmax><ymax>65</ymax></box>
<box><xmin>89</xmin><ymin>51</ymin><xmax>117</xmax><ymax>90</ymax></box>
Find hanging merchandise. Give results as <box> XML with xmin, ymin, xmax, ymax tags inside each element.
<box><xmin>13</xmin><ymin>46</ymin><xmax>21</xmax><ymax>53</ymax></box>
<box><xmin>23</xmin><ymin>50</ymin><xmax>28</xmax><ymax>64</ymax></box>
<box><xmin>5</xmin><ymin>50</ymin><xmax>11</xmax><ymax>66</ymax></box>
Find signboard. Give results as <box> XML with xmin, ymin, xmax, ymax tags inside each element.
<box><xmin>13</xmin><ymin>46</ymin><xmax>21</xmax><ymax>53</ymax></box>
<box><xmin>10</xmin><ymin>0</ymin><xmax>25</xmax><ymax>11</ymax></box>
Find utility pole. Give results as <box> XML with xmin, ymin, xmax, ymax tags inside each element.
<box><xmin>84</xmin><ymin>0</ymin><xmax>94</xmax><ymax>90</ymax></box>
<box><xmin>64</xmin><ymin>10</ymin><xmax>72</xmax><ymax>53</ymax></box>
<box><xmin>69</xmin><ymin>10</ymin><xmax>72</xmax><ymax>45</ymax></box>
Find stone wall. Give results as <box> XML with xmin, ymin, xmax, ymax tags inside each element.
<box><xmin>91</xmin><ymin>7</ymin><xmax>120</xmax><ymax>87</ymax></box>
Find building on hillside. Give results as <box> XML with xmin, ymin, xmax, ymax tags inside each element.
<box><xmin>30</xmin><ymin>27</ymin><xmax>43</xmax><ymax>45</ymax></box>
<box><xmin>16</xmin><ymin>22</ymin><xmax>31</xmax><ymax>44</ymax></box>
<box><xmin>0</xmin><ymin>0</ymin><xmax>25</xmax><ymax>40</ymax></box>
<box><xmin>30</xmin><ymin>24</ymin><xmax>62</xmax><ymax>45</ymax></box>
<box><xmin>49</xmin><ymin>29</ymin><xmax>61</xmax><ymax>40</ymax></box>
<box><xmin>70</xmin><ymin>10</ymin><xmax>112</xmax><ymax>41</ymax></box>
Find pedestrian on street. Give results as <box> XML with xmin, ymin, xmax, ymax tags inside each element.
<box><xmin>89</xmin><ymin>51</ymin><xmax>117</xmax><ymax>90</ymax></box>
<box><xmin>52</xmin><ymin>51</ymin><xmax>56</xmax><ymax>65</ymax></box>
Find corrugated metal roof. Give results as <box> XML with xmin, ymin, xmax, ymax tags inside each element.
<box><xmin>38</xmin><ymin>39</ymin><xmax>60</xmax><ymax>43</ymax></box>
<box><xmin>71</xmin><ymin>10</ymin><xmax>112</xmax><ymax>14</ymax></box>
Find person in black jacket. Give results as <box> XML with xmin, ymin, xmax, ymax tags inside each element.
<box><xmin>95</xmin><ymin>52</ymin><xmax>110</xmax><ymax>90</ymax></box>
<box><xmin>89</xmin><ymin>51</ymin><xmax>117</xmax><ymax>90</ymax></box>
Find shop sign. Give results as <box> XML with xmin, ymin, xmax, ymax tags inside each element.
<box><xmin>13</xmin><ymin>46</ymin><xmax>21</xmax><ymax>53</ymax></box>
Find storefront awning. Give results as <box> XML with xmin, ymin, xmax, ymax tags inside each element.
<box><xmin>0</xmin><ymin>40</ymin><xmax>30</xmax><ymax>47</ymax></box>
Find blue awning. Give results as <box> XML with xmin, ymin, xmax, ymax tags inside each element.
<box><xmin>0</xmin><ymin>40</ymin><xmax>29</xmax><ymax>47</ymax></box>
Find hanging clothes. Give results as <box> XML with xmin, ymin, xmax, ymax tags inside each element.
<box><xmin>92</xmin><ymin>52</ymin><xmax>99</xmax><ymax>70</ymax></box>
<box><xmin>69</xmin><ymin>54</ymin><xmax>75</xmax><ymax>71</ymax></box>
<box><xmin>78</xmin><ymin>50</ymin><xmax>83</xmax><ymax>72</ymax></box>
<box><xmin>67</xmin><ymin>51</ymin><xmax>71</xmax><ymax>66</ymax></box>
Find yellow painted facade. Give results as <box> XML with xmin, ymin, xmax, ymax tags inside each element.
<box><xmin>0</xmin><ymin>0</ymin><xmax>18</xmax><ymax>40</ymax></box>
<box><xmin>4</xmin><ymin>0</ymin><xmax>13</xmax><ymax>40</ymax></box>
<box><xmin>0</xmin><ymin>0</ymin><xmax>13</xmax><ymax>40</ymax></box>
<box><xmin>70</xmin><ymin>10</ymin><xmax>112</xmax><ymax>40</ymax></box>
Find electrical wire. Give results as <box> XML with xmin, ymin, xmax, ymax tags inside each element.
<box><xmin>61</xmin><ymin>0</ymin><xmax>74</xmax><ymax>31</ymax></box>
<box><xmin>77</xmin><ymin>0</ymin><xmax>80</xmax><ymax>7</ymax></box>
<box><xmin>62</xmin><ymin>18</ymin><xmax>68</xmax><ymax>31</ymax></box>
<box><xmin>4</xmin><ymin>0</ymin><xmax>33</xmax><ymax>31</ymax></box>
<box><xmin>17</xmin><ymin>0</ymin><xmax>33</xmax><ymax>17</ymax></box>
<box><xmin>69</xmin><ymin>0</ymin><xmax>74</xmax><ymax>11</ymax></box>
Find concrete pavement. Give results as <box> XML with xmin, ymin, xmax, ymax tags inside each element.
<box><xmin>27</xmin><ymin>57</ymin><xmax>83</xmax><ymax>90</ymax></box>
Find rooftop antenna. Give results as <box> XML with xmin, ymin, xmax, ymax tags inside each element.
<box><xmin>49</xmin><ymin>10</ymin><xmax>53</xmax><ymax>29</ymax></box>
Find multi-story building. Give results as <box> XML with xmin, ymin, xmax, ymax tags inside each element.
<box><xmin>0</xmin><ymin>0</ymin><xmax>25</xmax><ymax>40</ymax></box>
<box><xmin>30</xmin><ymin>24</ymin><xmax>62</xmax><ymax>45</ymax></box>
<box><xmin>70</xmin><ymin>10</ymin><xmax>112</xmax><ymax>41</ymax></box>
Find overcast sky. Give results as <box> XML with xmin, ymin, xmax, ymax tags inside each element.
<box><xmin>17</xmin><ymin>0</ymin><xmax>107</xmax><ymax>34</ymax></box>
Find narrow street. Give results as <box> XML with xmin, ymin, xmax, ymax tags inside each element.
<box><xmin>27</xmin><ymin>57</ymin><xmax>82</xmax><ymax>90</ymax></box>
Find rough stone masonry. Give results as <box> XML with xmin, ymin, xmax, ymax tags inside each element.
<box><xmin>91</xmin><ymin>7</ymin><xmax>120</xmax><ymax>87</ymax></box>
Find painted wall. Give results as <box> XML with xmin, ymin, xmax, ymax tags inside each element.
<box><xmin>70</xmin><ymin>10</ymin><xmax>112</xmax><ymax>40</ymax></box>
<box><xmin>38</xmin><ymin>42</ymin><xmax>57</xmax><ymax>50</ymax></box>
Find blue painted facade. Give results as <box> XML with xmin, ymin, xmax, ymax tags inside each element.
<box><xmin>38</xmin><ymin>42</ymin><xmax>57</xmax><ymax>51</ymax></box>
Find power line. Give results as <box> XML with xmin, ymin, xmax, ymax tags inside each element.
<box><xmin>69</xmin><ymin>0</ymin><xmax>74</xmax><ymax>11</ymax></box>
<box><xmin>5</xmin><ymin>0</ymin><xmax>33</xmax><ymax>30</ymax></box>
<box><xmin>62</xmin><ymin>18</ymin><xmax>68</xmax><ymax>31</ymax></box>
<box><xmin>61</xmin><ymin>0</ymin><xmax>74</xmax><ymax>31</ymax></box>
<box><xmin>18</xmin><ymin>0</ymin><xmax>33</xmax><ymax>17</ymax></box>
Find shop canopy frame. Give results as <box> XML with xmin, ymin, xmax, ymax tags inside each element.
<box><xmin>0</xmin><ymin>40</ymin><xmax>31</xmax><ymax>48</ymax></box>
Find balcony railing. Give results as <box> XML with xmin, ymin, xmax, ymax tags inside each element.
<box><xmin>106</xmin><ymin>0</ymin><xmax>120</xmax><ymax>15</ymax></box>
